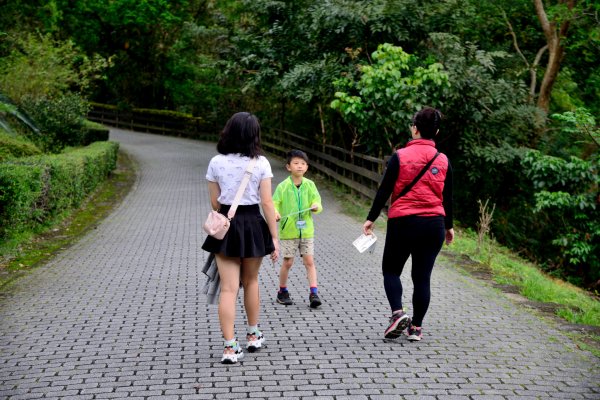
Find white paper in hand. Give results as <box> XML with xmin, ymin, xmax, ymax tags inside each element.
<box><xmin>353</xmin><ymin>233</ymin><xmax>377</xmax><ymax>253</ymax></box>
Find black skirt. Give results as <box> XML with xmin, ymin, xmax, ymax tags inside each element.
<box><xmin>202</xmin><ymin>204</ymin><xmax>275</xmax><ymax>258</ymax></box>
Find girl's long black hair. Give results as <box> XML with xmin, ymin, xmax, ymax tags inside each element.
<box><xmin>217</xmin><ymin>112</ymin><xmax>263</xmax><ymax>158</ymax></box>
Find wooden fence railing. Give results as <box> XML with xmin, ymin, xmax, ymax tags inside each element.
<box><xmin>89</xmin><ymin>105</ymin><xmax>385</xmax><ymax>200</ymax></box>
<box><xmin>88</xmin><ymin>105</ymin><xmax>218</xmax><ymax>141</ymax></box>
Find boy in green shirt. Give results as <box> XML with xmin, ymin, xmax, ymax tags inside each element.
<box><xmin>273</xmin><ymin>150</ymin><xmax>323</xmax><ymax>308</ymax></box>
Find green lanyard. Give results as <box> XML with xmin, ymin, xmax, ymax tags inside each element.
<box><xmin>293</xmin><ymin>177</ymin><xmax>303</xmax><ymax>221</ymax></box>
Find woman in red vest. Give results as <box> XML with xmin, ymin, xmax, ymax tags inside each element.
<box><xmin>362</xmin><ymin>107</ymin><xmax>454</xmax><ymax>342</ymax></box>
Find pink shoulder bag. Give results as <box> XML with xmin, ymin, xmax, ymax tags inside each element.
<box><xmin>203</xmin><ymin>158</ymin><xmax>257</xmax><ymax>240</ymax></box>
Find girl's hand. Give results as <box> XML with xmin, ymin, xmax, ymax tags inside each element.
<box><xmin>362</xmin><ymin>220</ymin><xmax>374</xmax><ymax>236</ymax></box>
<box><xmin>445</xmin><ymin>228</ymin><xmax>455</xmax><ymax>245</ymax></box>
<box><xmin>275</xmin><ymin>212</ymin><xmax>281</xmax><ymax>222</ymax></box>
<box><xmin>310</xmin><ymin>203</ymin><xmax>319</xmax><ymax>212</ymax></box>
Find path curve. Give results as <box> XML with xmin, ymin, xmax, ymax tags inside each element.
<box><xmin>1</xmin><ymin>128</ymin><xmax>598</xmax><ymax>399</ymax></box>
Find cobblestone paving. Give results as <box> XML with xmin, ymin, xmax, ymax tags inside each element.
<box><xmin>1</xmin><ymin>128</ymin><xmax>598</xmax><ymax>399</ymax></box>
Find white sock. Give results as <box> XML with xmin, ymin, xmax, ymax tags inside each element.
<box><xmin>248</xmin><ymin>325</ymin><xmax>259</xmax><ymax>334</ymax></box>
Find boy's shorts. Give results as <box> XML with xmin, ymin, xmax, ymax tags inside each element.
<box><xmin>280</xmin><ymin>238</ymin><xmax>314</xmax><ymax>258</ymax></box>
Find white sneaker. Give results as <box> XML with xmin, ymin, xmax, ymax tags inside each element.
<box><xmin>246</xmin><ymin>331</ymin><xmax>265</xmax><ymax>353</ymax></box>
<box><xmin>221</xmin><ymin>342</ymin><xmax>244</xmax><ymax>364</ymax></box>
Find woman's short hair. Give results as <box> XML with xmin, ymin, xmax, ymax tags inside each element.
<box><xmin>412</xmin><ymin>107</ymin><xmax>443</xmax><ymax>139</ymax></box>
<box><xmin>286</xmin><ymin>149</ymin><xmax>309</xmax><ymax>164</ymax></box>
<box><xmin>217</xmin><ymin>112</ymin><xmax>263</xmax><ymax>157</ymax></box>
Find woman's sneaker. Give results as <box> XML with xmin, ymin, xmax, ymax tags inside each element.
<box><xmin>406</xmin><ymin>325</ymin><xmax>423</xmax><ymax>342</ymax></box>
<box><xmin>246</xmin><ymin>330</ymin><xmax>265</xmax><ymax>353</ymax></box>
<box><xmin>221</xmin><ymin>341</ymin><xmax>244</xmax><ymax>364</ymax></box>
<box><xmin>384</xmin><ymin>311</ymin><xmax>411</xmax><ymax>339</ymax></box>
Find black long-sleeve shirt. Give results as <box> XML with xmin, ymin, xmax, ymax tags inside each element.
<box><xmin>366</xmin><ymin>152</ymin><xmax>453</xmax><ymax>229</ymax></box>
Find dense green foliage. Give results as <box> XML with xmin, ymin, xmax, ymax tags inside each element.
<box><xmin>20</xmin><ymin>93</ymin><xmax>91</xmax><ymax>153</ymax></box>
<box><xmin>0</xmin><ymin>33</ymin><xmax>105</xmax><ymax>100</ymax></box>
<box><xmin>0</xmin><ymin>32</ymin><xmax>103</xmax><ymax>152</ymax></box>
<box><xmin>2</xmin><ymin>0</ymin><xmax>598</xmax><ymax>288</ymax></box>
<box><xmin>0</xmin><ymin>141</ymin><xmax>119</xmax><ymax>239</ymax></box>
<box><xmin>331</xmin><ymin>43</ymin><xmax>449</xmax><ymax>154</ymax></box>
<box><xmin>523</xmin><ymin>150</ymin><xmax>599</xmax><ymax>285</ymax></box>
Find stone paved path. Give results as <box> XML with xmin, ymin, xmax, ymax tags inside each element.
<box><xmin>1</xmin><ymin>128</ymin><xmax>598</xmax><ymax>399</ymax></box>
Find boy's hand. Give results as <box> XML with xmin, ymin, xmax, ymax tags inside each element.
<box><xmin>275</xmin><ymin>212</ymin><xmax>281</xmax><ymax>221</ymax></box>
<box><xmin>310</xmin><ymin>203</ymin><xmax>319</xmax><ymax>212</ymax></box>
<box><xmin>270</xmin><ymin>240</ymin><xmax>279</xmax><ymax>264</ymax></box>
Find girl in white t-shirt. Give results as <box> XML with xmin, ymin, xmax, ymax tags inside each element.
<box><xmin>202</xmin><ymin>112</ymin><xmax>279</xmax><ymax>364</ymax></box>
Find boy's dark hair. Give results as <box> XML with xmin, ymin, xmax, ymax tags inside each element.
<box><xmin>217</xmin><ymin>112</ymin><xmax>263</xmax><ymax>157</ymax></box>
<box><xmin>412</xmin><ymin>107</ymin><xmax>443</xmax><ymax>139</ymax></box>
<box><xmin>286</xmin><ymin>149</ymin><xmax>309</xmax><ymax>164</ymax></box>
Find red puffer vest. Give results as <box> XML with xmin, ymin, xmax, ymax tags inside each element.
<box><xmin>388</xmin><ymin>139</ymin><xmax>448</xmax><ymax>219</ymax></box>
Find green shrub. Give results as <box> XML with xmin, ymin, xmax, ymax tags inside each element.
<box><xmin>523</xmin><ymin>150</ymin><xmax>599</xmax><ymax>287</ymax></box>
<box><xmin>0</xmin><ymin>141</ymin><xmax>119</xmax><ymax>239</ymax></box>
<box><xmin>458</xmin><ymin>143</ymin><xmax>599</xmax><ymax>289</ymax></box>
<box><xmin>20</xmin><ymin>93</ymin><xmax>91</xmax><ymax>153</ymax></box>
<box><xmin>0</xmin><ymin>130</ymin><xmax>41</xmax><ymax>161</ymax></box>
<box><xmin>0</xmin><ymin>163</ymin><xmax>45</xmax><ymax>234</ymax></box>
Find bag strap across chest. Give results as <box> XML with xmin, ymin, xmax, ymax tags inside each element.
<box><xmin>227</xmin><ymin>157</ymin><xmax>258</xmax><ymax>219</ymax></box>
<box><xmin>396</xmin><ymin>151</ymin><xmax>440</xmax><ymax>199</ymax></box>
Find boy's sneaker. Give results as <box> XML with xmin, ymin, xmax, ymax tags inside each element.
<box><xmin>406</xmin><ymin>325</ymin><xmax>423</xmax><ymax>342</ymax></box>
<box><xmin>220</xmin><ymin>342</ymin><xmax>244</xmax><ymax>364</ymax></box>
<box><xmin>384</xmin><ymin>311</ymin><xmax>411</xmax><ymax>339</ymax></box>
<box><xmin>276</xmin><ymin>291</ymin><xmax>294</xmax><ymax>305</ymax></box>
<box><xmin>246</xmin><ymin>331</ymin><xmax>265</xmax><ymax>353</ymax></box>
<box><xmin>309</xmin><ymin>292</ymin><xmax>322</xmax><ymax>308</ymax></box>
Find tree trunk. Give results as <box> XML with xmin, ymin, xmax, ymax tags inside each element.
<box><xmin>533</xmin><ymin>0</ymin><xmax>575</xmax><ymax>113</ymax></box>
<box><xmin>501</xmin><ymin>9</ymin><xmax>549</xmax><ymax>104</ymax></box>
<box><xmin>318</xmin><ymin>103</ymin><xmax>326</xmax><ymax>151</ymax></box>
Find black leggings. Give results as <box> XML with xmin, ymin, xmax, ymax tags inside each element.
<box><xmin>382</xmin><ymin>216</ymin><xmax>445</xmax><ymax>327</ymax></box>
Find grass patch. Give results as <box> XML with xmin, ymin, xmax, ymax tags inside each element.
<box><xmin>0</xmin><ymin>149</ymin><xmax>136</xmax><ymax>290</ymax></box>
<box><xmin>448</xmin><ymin>227</ymin><xmax>600</xmax><ymax>327</ymax></box>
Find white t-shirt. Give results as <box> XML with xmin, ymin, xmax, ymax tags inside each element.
<box><xmin>206</xmin><ymin>154</ymin><xmax>273</xmax><ymax>205</ymax></box>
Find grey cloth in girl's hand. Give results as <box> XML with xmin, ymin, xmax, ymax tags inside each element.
<box><xmin>201</xmin><ymin>253</ymin><xmax>220</xmax><ymax>305</ymax></box>
<box><xmin>201</xmin><ymin>253</ymin><xmax>242</xmax><ymax>305</ymax></box>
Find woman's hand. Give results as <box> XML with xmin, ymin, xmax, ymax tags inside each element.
<box><xmin>270</xmin><ymin>239</ymin><xmax>280</xmax><ymax>263</ymax></box>
<box><xmin>445</xmin><ymin>228</ymin><xmax>454</xmax><ymax>245</ymax></box>
<box><xmin>362</xmin><ymin>220</ymin><xmax>375</xmax><ymax>236</ymax></box>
